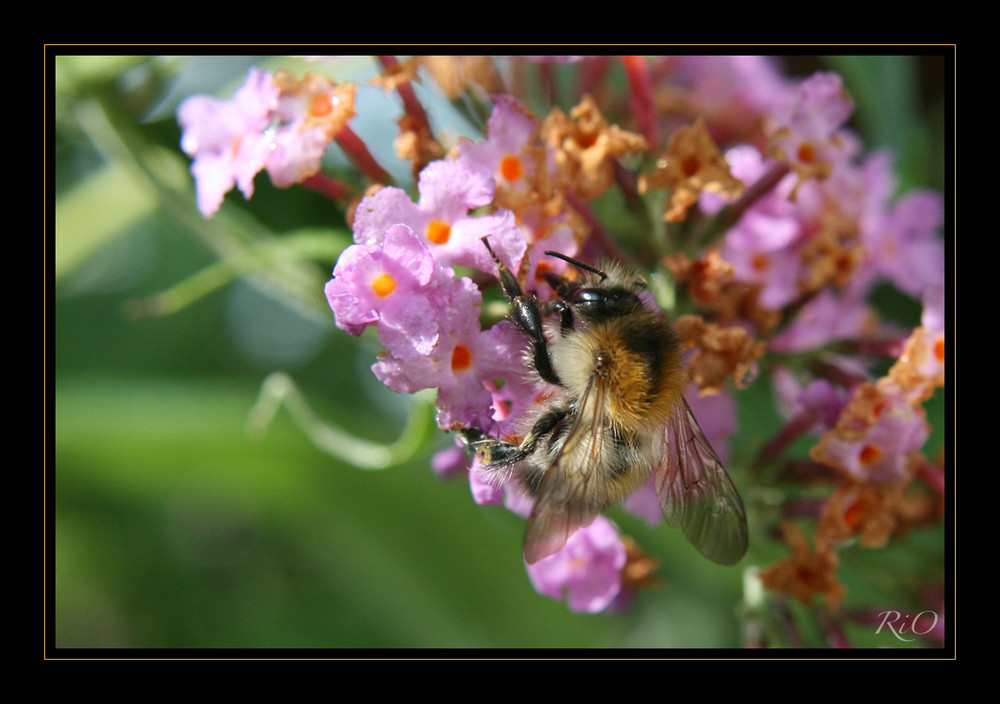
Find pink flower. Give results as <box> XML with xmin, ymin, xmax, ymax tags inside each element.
<box><xmin>770</xmin><ymin>289</ymin><xmax>876</xmax><ymax>352</ymax></box>
<box><xmin>352</xmin><ymin>158</ymin><xmax>526</xmax><ymax>275</ymax></box>
<box><xmin>468</xmin><ymin>456</ymin><xmax>508</xmax><ymax>507</ymax></box>
<box><xmin>519</xmin><ymin>219</ymin><xmax>579</xmax><ymax>299</ymax></box>
<box><xmin>818</xmin><ymin>395</ymin><xmax>929</xmax><ymax>483</ymax></box>
<box><xmin>478</xmin><ymin>320</ymin><xmax>538</xmax><ymax>424</ymax></box>
<box><xmin>859</xmin><ymin>189</ymin><xmax>945</xmax><ymax>298</ymax></box>
<box><xmin>766</xmin><ymin>71</ymin><xmax>855</xmax><ymax>174</ymax></box>
<box><xmin>178</xmin><ymin>68</ymin><xmax>356</xmax><ymax>217</ymax></box>
<box><xmin>707</xmin><ymin>145</ymin><xmax>805</xmax><ymax>310</ymax></box>
<box><xmin>367</xmin><ymin>271</ymin><xmax>479</xmax><ymax>385</ymax></box>
<box><xmin>723</xmin><ymin>232</ymin><xmax>803</xmax><ymax>310</ymax></box>
<box><xmin>777</xmin><ymin>71</ymin><xmax>854</xmax><ymax>139</ymax></box>
<box><xmin>433</xmin><ymin>319</ymin><xmax>524</xmax><ymax>430</ymax></box>
<box><xmin>178</xmin><ymin>68</ymin><xmax>278</xmax><ymax>216</ymax></box>
<box><xmin>430</xmin><ymin>446</ymin><xmax>469</xmax><ymax>481</ymax></box>
<box><xmin>772</xmin><ymin>366</ymin><xmax>847</xmax><ymax>430</ymax></box>
<box><xmin>324</xmin><ymin>223</ymin><xmax>444</xmax><ymax>360</ymax></box>
<box><xmin>913</xmin><ymin>285</ymin><xmax>946</xmax><ymax>387</ymax></box>
<box><xmin>525</xmin><ymin>516</ymin><xmax>627</xmax><ymax>613</ymax></box>
<box><xmin>369</xmin><ymin>277</ymin><xmax>532</xmax><ymax>431</ymax></box>
<box><xmin>921</xmin><ymin>284</ymin><xmax>945</xmax><ymax>335</ymax></box>
<box><xmin>452</xmin><ymin>94</ymin><xmax>544</xmax><ymax>195</ymax></box>
<box><xmin>263</xmin><ymin>123</ymin><xmax>333</xmax><ymax>188</ymax></box>
<box><xmin>665</xmin><ymin>56</ymin><xmax>794</xmax><ymax>123</ymax></box>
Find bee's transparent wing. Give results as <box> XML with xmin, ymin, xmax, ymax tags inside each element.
<box><xmin>522</xmin><ymin>494</ymin><xmax>598</xmax><ymax>564</ymax></box>
<box><xmin>655</xmin><ymin>398</ymin><xmax>748</xmax><ymax>565</ymax></box>
<box><xmin>523</xmin><ymin>373</ymin><xmax>607</xmax><ymax>564</ymax></box>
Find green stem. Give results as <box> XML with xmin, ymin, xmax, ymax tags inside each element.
<box><xmin>124</xmin><ymin>232</ymin><xmax>349</xmax><ymax>319</ymax></box>
<box><xmin>245</xmin><ymin>371</ymin><xmax>434</xmax><ymax>469</ymax></box>
<box><xmin>72</xmin><ymin>93</ymin><xmax>346</xmax><ymax>320</ymax></box>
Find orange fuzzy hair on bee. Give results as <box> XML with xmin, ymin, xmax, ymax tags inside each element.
<box><xmin>551</xmin><ymin>302</ymin><xmax>684</xmax><ymax>432</ymax></box>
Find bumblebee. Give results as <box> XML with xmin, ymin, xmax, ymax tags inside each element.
<box><xmin>461</xmin><ymin>239</ymin><xmax>748</xmax><ymax>565</ymax></box>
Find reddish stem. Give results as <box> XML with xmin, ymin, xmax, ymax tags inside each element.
<box><xmin>722</xmin><ymin>161</ymin><xmax>791</xmax><ymax>229</ymax></box>
<box><xmin>564</xmin><ymin>189</ymin><xmax>637</xmax><ymax>267</ymax></box>
<box><xmin>752</xmin><ymin>409</ymin><xmax>818</xmax><ymax>473</ymax></box>
<box><xmin>377</xmin><ymin>55</ymin><xmax>433</xmax><ymax>138</ymax></box>
<box><xmin>620</xmin><ymin>55</ymin><xmax>659</xmax><ymax>148</ymax></box>
<box><xmin>302</xmin><ymin>172</ymin><xmax>354</xmax><ymax>202</ymax></box>
<box><xmin>843</xmin><ymin>336</ymin><xmax>908</xmax><ymax>359</ymax></box>
<box><xmin>916</xmin><ymin>461</ymin><xmax>946</xmax><ymax>497</ymax></box>
<box><xmin>335</xmin><ymin>125</ymin><xmax>393</xmax><ymax>185</ymax></box>
<box><xmin>816</xmin><ymin>609</ymin><xmax>852</xmax><ymax>648</ymax></box>
<box><xmin>537</xmin><ymin>60</ymin><xmax>557</xmax><ymax>105</ymax></box>
<box><xmin>576</xmin><ymin>56</ymin><xmax>611</xmax><ymax>103</ymax></box>
<box><xmin>781</xmin><ymin>497</ymin><xmax>825</xmax><ymax>518</ymax></box>
<box><xmin>808</xmin><ymin>357</ymin><xmax>870</xmax><ymax>391</ymax></box>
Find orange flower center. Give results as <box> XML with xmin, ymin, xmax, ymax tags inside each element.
<box><xmin>371</xmin><ymin>273</ymin><xmax>396</xmax><ymax>297</ymax></box>
<box><xmin>934</xmin><ymin>336</ymin><xmax>945</xmax><ymax>363</ymax></box>
<box><xmin>681</xmin><ymin>154</ymin><xmax>701</xmax><ymax>177</ymax></box>
<box><xmin>426</xmin><ymin>220</ymin><xmax>451</xmax><ymax>245</ymax></box>
<box><xmin>451</xmin><ymin>344</ymin><xmax>472</xmax><ymax>371</ymax></box>
<box><xmin>751</xmin><ymin>253</ymin><xmax>770</xmax><ymax>273</ymax></box>
<box><xmin>534</xmin><ymin>261</ymin><xmax>552</xmax><ymax>283</ymax></box>
<box><xmin>310</xmin><ymin>94</ymin><xmax>334</xmax><ymax>117</ymax></box>
<box><xmin>797</xmin><ymin>142</ymin><xmax>816</xmax><ymax>163</ymax></box>
<box><xmin>859</xmin><ymin>444</ymin><xmax>882</xmax><ymax>466</ymax></box>
<box><xmin>843</xmin><ymin>500</ymin><xmax>863</xmax><ymax>528</ymax></box>
<box><xmin>500</xmin><ymin>154</ymin><xmax>523</xmax><ymax>182</ymax></box>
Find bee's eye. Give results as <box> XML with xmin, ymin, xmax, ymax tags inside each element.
<box><xmin>573</xmin><ymin>289</ymin><xmax>603</xmax><ymax>306</ymax></box>
<box><xmin>572</xmin><ymin>287</ymin><xmax>637</xmax><ymax>319</ymax></box>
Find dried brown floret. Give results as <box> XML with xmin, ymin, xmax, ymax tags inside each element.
<box><xmin>759</xmin><ymin>521</ymin><xmax>846</xmax><ymax>612</ymax></box>
<box><xmin>541</xmin><ymin>94</ymin><xmax>648</xmax><ymax>200</ymax></box>
<box><xmin>273</xmin><ymin>71</ymin><xmax>357</xmax><ymax>139</ymax></box>
<box><xmin>639</xmin><ymin>117</ymin><xmax>744</xmax><ymax>222</ymax></box>
<box><xmin>674</xmin><ymin>314</ymin><xmax>767</xmax><ymax>394</ymax></box>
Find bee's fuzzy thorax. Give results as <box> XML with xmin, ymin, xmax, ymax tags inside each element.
<box><xmin>553</xmin><ymin>308</ymin><xmax>682</xmax><ymax>431</ymax></box>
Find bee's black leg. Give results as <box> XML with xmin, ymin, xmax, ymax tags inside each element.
<box><xmin>540</xmin><ymin>298</ymin><xmax>574</xmax><ymax>335</ymax></box>
<box><xmin>481</xmin><ymin>237</ymin><xmax>561</xmax><ymax>386</ymax></box>
<box><xmin>458</xmin><ymin>407</ymin><xmax>567</xmax><ymax>468</ymax></box>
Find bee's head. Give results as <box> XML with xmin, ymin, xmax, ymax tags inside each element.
<box><xmin>568</xmin><ymin>283</ymin><xmax>643</xmax><ymax>320</ymax></box>
<box><xmin>543</xmin><ymin>251</ymin><xmax>646</xmax><ymax>321</ymax></box>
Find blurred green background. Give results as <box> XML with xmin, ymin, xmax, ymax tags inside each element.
<box><xmin>51</xmin><ymin>52</ymin><xmax>948</xmax><ymax>651</ymax></box>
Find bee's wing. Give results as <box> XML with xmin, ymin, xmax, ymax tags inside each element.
<box><xmin>523</xmin><ymin>372</ymin><xmax>607</xmax><ymax>564</ymax></box>
<box><xmin>522</xmin><ymin>491</ymin><xmax>598</xmax><ymax>564</ymax></box>
<box><xmin>655</xmin><ymin>397</ymin><xmax>748</xmax><ymax>565</ymax></box>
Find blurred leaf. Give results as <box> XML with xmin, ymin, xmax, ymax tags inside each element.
<box><xmin>55</xmin><ymin>55</ymin><xmax>150</xmax><ymax>93</ymax></box>
<box><xmin>824</xmin><ymin>55</ymin><xmax>918</xmax><ymax>148</ymax></box>
<box><xmin>55</xmin><ymin>160</ymin><xmax>158</xmax><ymax>280</ymax></box>
<box><xmin>824</xmin><ymin>54</ymin><xmax>943</xmax><ymax>191</ymax></box>
<box><xmin>53</xmin><ymin>375</ymin><xmax>620</xmax><ymax>648</ymax></box>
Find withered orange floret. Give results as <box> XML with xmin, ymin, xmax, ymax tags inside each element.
<box><xmin>541</xmin><ymin>94</ymin><xmax>648</xmax><ymax>201</ymax></box>
<box><xmin>674</xmin><ymin>314</ymin><xmax>767</xmax><ymax>395</ymax></box>
<box><xmin>639</xmin><ymin>117</ymin><xmax>744</xmax><ymax>222</ymax></box>
<box><xmin>273</xmin><ymin>70</ymin><xmax>357</xmax><ymax>140</ymax></box>
<box><xmin>759</xmin><ymin>521</ymin><xmax>846</xmax><ymax>612</ymax></box>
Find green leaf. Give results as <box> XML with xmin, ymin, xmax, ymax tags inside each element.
<box><xmin>55</xmin><ymin>160</ymin><xmax>158</xmax><ymax>280</ymax></box>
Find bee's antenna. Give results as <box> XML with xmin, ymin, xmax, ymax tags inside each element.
<box><xmin>543</xmin><ymin>251</ymin><xmax>607</xmax><ymax>282</ymax></box>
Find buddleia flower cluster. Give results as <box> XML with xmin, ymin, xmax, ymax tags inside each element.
<box><xmin>178</xmin><ymin>56</ymin><xmax>946</xmax><ymax>630</ymax></box>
